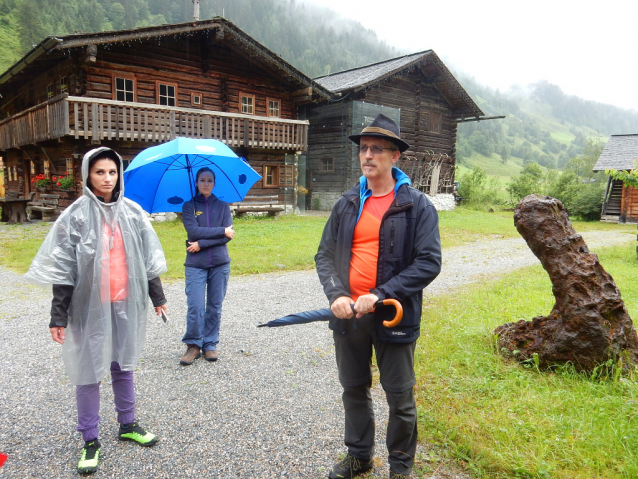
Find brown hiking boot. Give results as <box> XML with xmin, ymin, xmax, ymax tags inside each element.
<box><xmin>180</xmin><ymin>345</ymin><xmax>201</xmax><ymax>365</ymax></box>
<box><xmin>204</xmin><ymin>350</ymin><xmax>218</xmax><ymax>362</ymax></box>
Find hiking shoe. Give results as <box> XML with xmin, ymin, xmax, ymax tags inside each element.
<box><xmin>77</xmin><ymin>439</ymin><xmax>100</xmax><ymax>474</ymax></box>
<box><xmin>328</xmin><ymin>455</ymin><xmax>373</xmax><ymax>478</ymax></box>
<box><xmin>389</xmin><ymin>472</ymin><xmax>410</xmax><ymax>479</ymax></box>
<box><xmin>204</xmin><ymin>350</ymin><xmax>219</xmax><ymax>362</ymax></box>
<box><xmin>118</xmin><ymin>422</ymin><xmax>159</xmax><ymax>447</ymax></box>
<box><xmin>180</xmin><ymin>344</ymin><xmax>201</xmax><ymax>365</ymax></box>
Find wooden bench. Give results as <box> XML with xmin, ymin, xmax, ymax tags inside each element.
<box><xmin>28</xmin><ymin>193</ymin><xmax>61</xmax><ymax>221</ymax></box>
<box><xmin>233</xmin><ymin>195</ymin><xmax>285</xmax><ymax>217</ymax></box>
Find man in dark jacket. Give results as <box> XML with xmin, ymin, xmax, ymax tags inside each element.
<box><xmin>315</xmin><ymin>114</ymin><xmax>442</xmax><ymax>479</ymax></box>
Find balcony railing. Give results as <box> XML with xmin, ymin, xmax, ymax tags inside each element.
<box><xmin>0</xmin><ymin>94</ymin><xmax>309</xmax><ymax>151</ymax></box>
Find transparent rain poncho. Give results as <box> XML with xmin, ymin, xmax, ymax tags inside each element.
<box><xmin>25</xmin><ymin>147</ymin><xmax>167</xmax><ymax>385</ymax></box>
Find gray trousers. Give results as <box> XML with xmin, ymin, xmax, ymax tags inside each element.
<box><xmin>333</xmin><ymin>315</ymin><xmax>418</xmax><ymax>474</ymax></box>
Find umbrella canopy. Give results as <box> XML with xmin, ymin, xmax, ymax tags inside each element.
<box><xmin>123</xmin><ymin>137</ymin><xmax>261</xmax><ymax>213</ymax></box>
<box><xmin>258</xmin><ymin>299</ymin><xmax>403</xmax><ymax>328</ymax></box>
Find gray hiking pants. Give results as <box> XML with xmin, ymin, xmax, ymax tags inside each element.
<box><xmin>333</xmin><ymin>314</ymin><xmax>418</xmax><ymax>474</ymax></box>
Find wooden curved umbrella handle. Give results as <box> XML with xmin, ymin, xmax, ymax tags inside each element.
<box><xmin>376</xmin><ymin>298</ymin><xmax>403</xmax><ymax>328</ymax></box>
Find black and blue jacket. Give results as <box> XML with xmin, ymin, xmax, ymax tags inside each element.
<box><xmin>315</xmin><ymin>168</ymin><xmax>442</xmax><ymax>343</ymax></box>
<box><xmin>182</xmin><ymin>193</ymin><xmax>232</xmax><ymax>269</ymax></box>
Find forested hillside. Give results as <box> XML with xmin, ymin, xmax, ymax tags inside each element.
<box><xmin>455</xmin><ymin>75</ymin><xmax>638</xmax><ymax>173</ymax></box>
<box><xmin>0</xmin><ymin>0</ymin><xmax>398</xmax><ymax>77</ymax></box>
<box><xmin>2</xmin><ymin>0</ymin><xmax>638</xmax><ymax>176</ymax></box>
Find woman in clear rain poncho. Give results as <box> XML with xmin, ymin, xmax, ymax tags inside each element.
<box><xmin>25</xmin><ymin>147</ymin><xmax>168</xmax><ymax>475</ymax></box>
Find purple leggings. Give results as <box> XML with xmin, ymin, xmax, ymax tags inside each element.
<box><xmin>76</xmin><ymin>361</ymin><xmax>135</xmax><ymax>442</ymax></box>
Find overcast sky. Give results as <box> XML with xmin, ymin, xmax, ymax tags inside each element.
<box><xmin>306</xmin><ymin>0</ymin><xmax>638</xmax><ymax>112</ymax></box>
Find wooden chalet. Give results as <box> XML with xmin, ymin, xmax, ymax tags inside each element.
<box><xmin>594</xmin><ymin>134</ymin><xmax>638</xmax><ymax>223</ymax></box>
<box><xmin>303</xmin><ymin>51</ymin><xmax>484</xmax><ymax>210</ymax></box>
<box><xmin>0</xmin><ymin>18</ymin><xmax>331</xmax><ymax>216</ymax></box>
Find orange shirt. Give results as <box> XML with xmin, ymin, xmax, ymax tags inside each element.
<box><xmin>349</xmin><ymin>191</ymin><xmax>394</xmax><ymax>301</ymax></box>
<box><xmin>103</xmin><ymin>223</ymin><xmax>128</xmax><ymax>302</ymax></box>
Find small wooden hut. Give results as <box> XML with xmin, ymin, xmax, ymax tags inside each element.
<box><xmin>593</xmin><ymin>134</ymin><xmax>638</xmax><ymax>223</ymax></box>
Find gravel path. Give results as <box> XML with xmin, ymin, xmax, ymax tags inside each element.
<box><xmin>0</xmin><ymin>226</ymin><xmax>633</xmax><ymax>478</ymax></box>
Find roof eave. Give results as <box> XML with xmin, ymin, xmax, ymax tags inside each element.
<box><xmin>0</xmin><ymin>37</ymin><xmax>63</xmax><ymax>86</ymax></box>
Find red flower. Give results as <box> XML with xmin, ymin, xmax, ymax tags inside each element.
<box><xmin>57</xmin><ymin>182</ymin><xmax>61</xmax><ymax>186</ymax></box>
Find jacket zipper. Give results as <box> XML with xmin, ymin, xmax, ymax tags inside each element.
<box><xmin>206</xmin><ymin>197</ymin><xmax>213</xmax><ymax>267</ymax></box>
<box><xmin>390</xmin><ymin>221</ymin><xmax>395</xmax><ymax>255</ymax></box>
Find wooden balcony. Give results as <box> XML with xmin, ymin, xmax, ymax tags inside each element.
<box><xmin>0</xmin><ymin>94</ymin><xmax>309</xmax><ymax>152</ymax></box>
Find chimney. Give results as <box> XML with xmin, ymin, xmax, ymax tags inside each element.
<box><xmin>193</xmin><ymin>0</ymin><xmax>200</xmax><ymax>21</ymax></box>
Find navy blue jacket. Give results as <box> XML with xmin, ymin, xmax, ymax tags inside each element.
<box><xmin>315</xmin><ymin>170</ymin><xmax>442</xmax><ymax>343</ymax></box>
<box><xmin>182</xmin><ymin>194</ymin><xmax>232</xmax><ymax>269</ymax></box>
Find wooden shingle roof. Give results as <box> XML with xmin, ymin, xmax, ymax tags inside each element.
<box><xmin>593</xmin><ymin>134</ymin><xmax>638</xmax><ymax>171</ymax></box>
<box><xmin>314</xmin><ymin>50</ymin><xmax>484</xmax><ymax>119</ymax></box>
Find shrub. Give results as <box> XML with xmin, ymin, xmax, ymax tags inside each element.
<box><xmin>458</xmin><ymin>166</ymin><xmax>501</xmax><ymax>206</ymax></box>
<box><xmin>506</xmin><ymin>162</ymin><xmax>545</xmax><ymax>203</ymax></box>
<box><xmin>569</xmin><ymin>182</ymin><xmax>605</xmax><ymax>221</ymax></box>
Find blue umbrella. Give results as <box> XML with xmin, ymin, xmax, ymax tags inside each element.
<box><xmin>123</xmin><ymin>137</ymin><xmax>261</xmax><ymax>213</ymax></box>
<box><xmin>258</xmin><ymin>299</ymin><xmax>404</xmax><ymax>328</ymax></box>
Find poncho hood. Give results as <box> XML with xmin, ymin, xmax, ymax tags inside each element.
<box><xmin>82</xmin><ymin>146</ymin><xmax>124</xmax><ymax>205</ymax></box>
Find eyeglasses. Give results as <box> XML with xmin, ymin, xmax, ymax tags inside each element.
<box><xmin>358</xmin><ymin>145</ymin><xmax>398</xmax><ymax>155</ymax></box>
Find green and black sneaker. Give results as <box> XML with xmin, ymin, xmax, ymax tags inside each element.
<box><xmin>77</xmin><ymin>439</ymin><xmax>100</xmax><ymax>474</ymax></box>
<box><xmin>118</xmin><ymin>422</ymin><xmax>159</xmax><ymax>447</ymax></box>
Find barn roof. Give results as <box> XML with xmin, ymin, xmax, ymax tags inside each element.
<box><xmin>593</xmin><ymin>134</ymin><xmax>638</xmax><ymax>171</ymax></box>
<box><xmin>0</xmin><ymin>18</ymin><xmax>331</xmax><ymax>99</ymax></box>
<box><xmin>314</xmin><ymin>50</ymin><xmax>484</xmax><ymax>119</ymax></box>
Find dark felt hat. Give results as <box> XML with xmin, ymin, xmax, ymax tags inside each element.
<box><xmin>348</xmin><ymin>113</ymin><xmax>410</xmax><ymax>153</ymax></box>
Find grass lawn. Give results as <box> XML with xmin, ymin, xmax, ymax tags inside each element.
<box><xmin>415</xmin><ymin>243</ymin><xmax>638</xmax><ymax>478</ymax></box>
<box><xmin>0</xmin><ymin>207</ymin><xmax>634</xmax><ymax>278</ymax></box>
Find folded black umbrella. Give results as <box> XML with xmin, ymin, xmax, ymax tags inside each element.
<box><xmin>258</xmin><ymin>299</ymin><xmax>403</xmax><ymax>328</ymax></box>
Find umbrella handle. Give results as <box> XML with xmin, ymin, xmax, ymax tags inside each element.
<box><xmin>376</xmin><ymin>298</ymin><xmax>403</xmax><ymax>328</ymax></box>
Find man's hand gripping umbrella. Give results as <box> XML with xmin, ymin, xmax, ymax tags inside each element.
<box><xmin>257</xmin><ymin>298</ymin><xmax>403</xmax><ymax>328</ymax></box>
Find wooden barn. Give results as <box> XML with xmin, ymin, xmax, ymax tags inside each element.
<box><xmin>303</xmin><ymin>50</ymin><xmax>485</xmax><ymax>210</ymax></box>
<box><xmin>594</xmin><ymin>134</ymin><xmax>638</xmax><ymax>223</ymax></box>
<box><xmin>0</xmin><ymin>18</ymin><xmax>330</xmax><ymax>220</ymax></box>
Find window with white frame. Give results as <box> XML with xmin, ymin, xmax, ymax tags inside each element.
<box><xmin>47</xmin><ymin>84</ymin><xmax>54</xmax><ymax>99</ymax></box>
<box><xmin>267</xmin><ymin>98</ymin><xmax>280</xmax><ymax>117</ymax></box>
<box><xmin>191</xmin><ymin>92</ymin><xmax>202</xmax><ymax>106</ymax></box>
<box><xmin>240</xmin><ymin>93</ymin><xmax>255</xmax><ymax>114</ymax></box>
<box><xmin>157</xmin><ymin>82</ymin><xmax>177</xmax><ymax>106</ymax></box>
<box><xmin>280</xmin><ymin>165</ymin><xmax>293</xmax><ymax>186</ymax></box>
<box><xmin>114</xmin><ymin>76</ymin><xmax>135</xmax><ymax>102</ymax></box>
<box><xmin>320</xmin><ymin>156</ymin><xmax>334</xmax><ymax>173</ymax></box>
<box><xmin>59</xmin><ymin>77</ymin><xmax>67</xmax><ymax>93</ymax></box>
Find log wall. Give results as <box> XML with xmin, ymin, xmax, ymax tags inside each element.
<box><xmin>621</xmin><ymin>185</ymin><xmax>638</xmax><ymax>223</ymax></box>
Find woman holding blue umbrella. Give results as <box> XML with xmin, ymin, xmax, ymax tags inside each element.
<box><xmin>180</xmin><ymin>167</ymin><xmax>235</xmax><ymax>365</ymax></box>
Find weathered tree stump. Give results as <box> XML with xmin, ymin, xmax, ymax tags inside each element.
<box><xmin>494</xmin><ymin>195</ymin><xmax>638</xmax><ymax>372</ymax></box>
